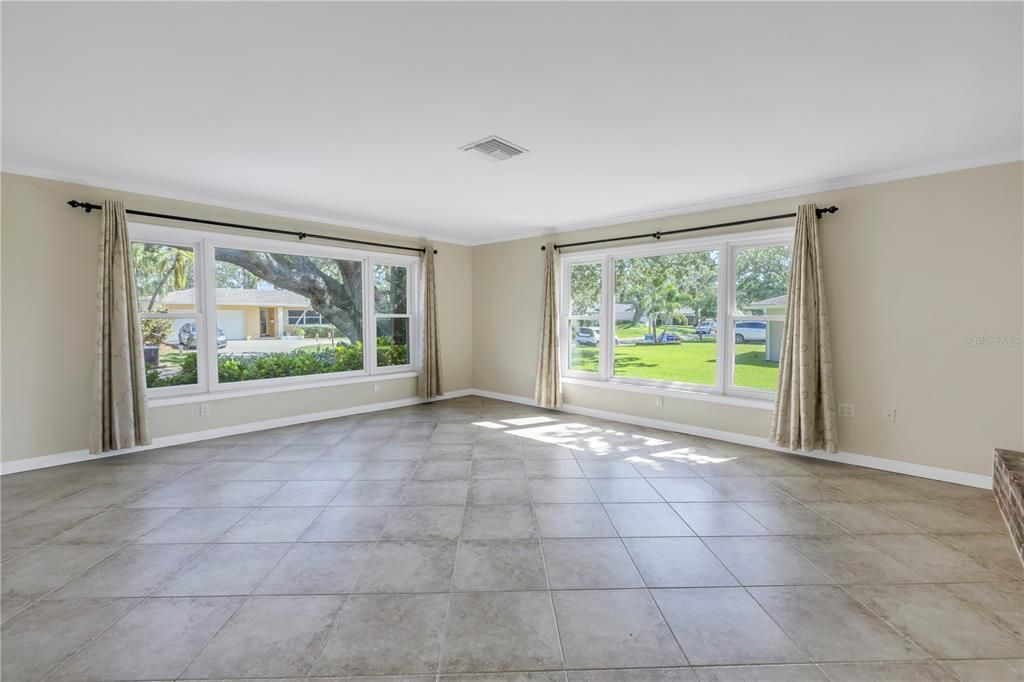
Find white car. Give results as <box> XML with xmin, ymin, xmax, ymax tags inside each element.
<box><xmin>695</xmin><ymin>320</ymin><xmax>717</xmax><ymax>337</ymax></box>
<box><xmin>574</xmin><ymin>327</ymin><xmax>599</xmax><ymax>346</ymax></box>
<box><xmin>734</xmin><ymin>321</ymin><xmax>767</xmax><ymax>343</ymax></box>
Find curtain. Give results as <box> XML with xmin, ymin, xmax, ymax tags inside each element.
<box><xmin>418</xmin><ymin>244</ymin><xmax>443</xmax><ymax>399</ymax></box>
<box><xmin>534</xmin><ymin>243</ymin><xmax>562</xmax><ymax>408</ymax></box>
<box><xmin>769</xmin><ymin>204</ymin><xmax>838</xmax><ymax>452</ymax></box>
<box><xmin>90</xmin><ymin>200</ymin><xmax>151</xmax><ymax>453</ymax></box>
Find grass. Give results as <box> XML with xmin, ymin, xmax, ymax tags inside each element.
<box><xmin>570</xmin><ymin>338</ymin><xmax>779</xmax><ymax>390</ymax></box>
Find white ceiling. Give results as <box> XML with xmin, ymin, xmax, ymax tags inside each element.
<box><xmin>3</xmin><ymin>2</ymin><xmax>1021</xmax><ymax>244</ymax></box>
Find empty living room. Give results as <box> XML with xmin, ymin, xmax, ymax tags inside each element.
<box><xmin>1</xmin><ymin>2</ymin><xmax>1023</xmax><ymax>681</ymax></box>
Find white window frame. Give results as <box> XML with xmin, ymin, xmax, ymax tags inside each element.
<box><xmin>563</xmin><ymin>260</ymin><xmax>605</xmax><ymax>376</ymax></box>
<box><xmin>129</xmin><ymin>222</ymin><xmax>420</xmax><ymax>401</ymax></box>
<box><xmin>559</xmin><ymin>226</ymin><xmax>793</xmax><ymax>402</ymax></box>
<box><xmin>132</xmin><ymin>233</ymin><xmax>210</xmax><ymax>398</ymax></box>
<box><xmin>370</xmin><ymin>259</ymin><xmax>417</xmax><ymax>374</ymax></box>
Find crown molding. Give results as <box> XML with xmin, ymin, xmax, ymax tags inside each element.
<box><xmin>466</xmin><ymin>149</ymin><xmax>1024</xmax><ymax>247</ymax></box>
<box><xmin>0</xmin><ymin>164</ymin><xmax>477</xmax><ymax>247</ymax></box>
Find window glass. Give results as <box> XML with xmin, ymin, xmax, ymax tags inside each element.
<box><xmin>141</xmin><ymin>317</ymin><xmax>200</xmax><ymax>388</ymax></box>
<box><xmin>213</xmin><ymin>248</ymin><xmax>363</xmax><ymax>382</ymax></box>
<box><xmin>132</xmin><ymin>242</ymin><xmax>196</xmax><ymax>312</ymax></box>
<box><xmin>732</xmin><ymin>244</ymin><xmax>791</xmax><ymax>390</ymax></box>
<box><xmin>374</xmin><ymin>264</ymin><xmax>408</xmax><ymax>314</ymax></box>
<box><xmin>373</xmin><ymin>264</ymin><xmax>411</xmax><ymax>367</ymax></box>
<box><xmin>613</xmin><ymin>251</ymin><xmax>719</xmax><ymax>385</ymax></box>
<box><xmin>567</xmin><ymin>262</ymin><xmax>602</xmax><ymax>373</ymax></box>
<box><xmin>568</xmin><ymin>319</ymin><xmax>601</xmax><ymax>372</ymax></box>
<box><xmin>376</xmin><ymin>317</ymin><xmax>410</xmax><ymax>367</ymax></box>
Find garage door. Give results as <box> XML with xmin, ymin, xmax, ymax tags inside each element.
<box><xmin>218</xmin><ymin>310</ymin><xmax>247</xmax><ymax>340</ymax></box>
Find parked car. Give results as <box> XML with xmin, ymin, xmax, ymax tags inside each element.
<box><xmin>695</xmin><ymin>320</ymin><xmax>717</xmax><ymax>337</ymax></box>
<box><xmin>178</xmin><ymin>323</ymin><xmax>228</xmax><ymax>349</ymax></box>
<box><xmin>734</xmin><ymin>320</ymin><xmax>767</xmax><ymax>344</ymax></box>
<box><xmin>574</xmin><ymin>327</ymin><xmax>599</xmax><ymax>346</ymax></box>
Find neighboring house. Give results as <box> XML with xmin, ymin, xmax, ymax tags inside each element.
<box><xmin>743</xmin><ymin>294</ymin><xmax>786</xmax><ymax>316</ymax></box>
<box><xmin>160</xmin><ymin>287</ymin><xmax>325</xmax><ymax>340</ymax></box>
<box><xmin>740</xmin><ymin>294</ymin><xmax>787</xmax><ymax>363</ymax></box>
<box><xmin>615</xmin><ymin>304</ymin><xmax>697</xmax><ymax>326</ymax></box>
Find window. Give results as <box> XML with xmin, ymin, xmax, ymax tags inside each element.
<box><xmin>132</xmin><ymin>240</ymin><xmax>203</xmax><ymax>392</ymax></box>
<box><xmin>613</xmin><ymin>251</ymin><xmax>719</xmax><ymax>386</ymax></box>
<box><xmin>560</xmin><ymin>228</ymin><xmax>792</xmax><ymax>401</ymax></box>
<box><xmin>373</xmin><ymin>263</ymin><xmax>412</xmax><ymax>369</ymax></box>
<box><xmin>287</xmin><ymin>309</ymin><xmax>326</xmax><ymax>325</ymax></box>
<box><xmin>566</xmin><ymin>262</ymin><xmax>602</xmax><ymax>374</ymax></box>
<box><xmin>128</xmin><ymin>224</ymin><xmax>419</xmax><ymax>398</ymax></box>
<box><xmin>730</xmin><ymin>243</ymin><xmax>792</xmax><ymax>392</ymax></box>
<box><xmin>213</xmin><ymin>248</ymin><xmax>364</xmax><ymax>383</ymax></box>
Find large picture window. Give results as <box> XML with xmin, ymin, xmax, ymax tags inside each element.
<box><xmin>129</xmin><ymin>224</ymin><xmax>419</xmax><ymax>398</ymax></box>
<box><xmin>560</xmin><ymin>228</ymin><xmax>792</xmax><ymax>401</ymax></box>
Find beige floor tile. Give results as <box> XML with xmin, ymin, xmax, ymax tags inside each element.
<box><xmin>750</xmin><ymin>586</ymin><xmax>926</xmax><ymax>662</ymax></box>
<box><xmin>654</xmin><ymin>587</ymin><xmax>807</xmax><ymax>665</ymax></box>
<box><xmin>553</xmin><ymin>589</ymin><xmax>685</xmax><ymax>669</ymax></box>
<box><xmin>845</xmin><ymin>583</ymin><xmax>1024</xmax><ymax>659</ymax></box>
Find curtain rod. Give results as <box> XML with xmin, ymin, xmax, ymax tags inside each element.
<box><xmin>541</xmin><ymin>205</ymin><xmax>839</xmax><ymax>251</ymax></box>
<box><xmin>66</xmin><ymin>200</ymin><xmax>436</xmax><ymax>255</ymax></box>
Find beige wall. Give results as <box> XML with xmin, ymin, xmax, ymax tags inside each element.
<box><xmin>472</xmin><ymin>162</ymin><xmax>1024</xmax><ymax>477</ymax></box>
<box><xmin>1</xmin><ymin>172</ymin><xmax>473</xmax><ymax>464</ymax></box>
<box><xmin>3</xmin><ymin>164</ymin><xmax>1021</xmax><ymax>478</ymax></box>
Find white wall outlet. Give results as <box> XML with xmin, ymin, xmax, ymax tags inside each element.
<box><xmin>199</xmin><ymin>403</ymin><xmax>210</xmax><ymax>417</ymax></box>
<box><xmin>373</xmin><ymin>383</ymin><xmax>380</xmax><ymax>393</ymax></box>
<box><xmin>882</xmin><ymin>407</ymin><xmax>896</xmax><ymax>423</ymax></box>
<box><xmin>655</xmin><ymin>396</ymin><xmax>664</xmax><ymax>408</ymax></box>
<box><xmin>837</xmin><ymin>403</ymin><xmax>855</xmax><ymax>418</ymax></box>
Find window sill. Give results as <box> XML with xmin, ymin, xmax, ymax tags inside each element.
<box><xmin>560</xmin><ymin>376</ymin><xmax>776</xmax><ymax>410</ymax></box>
<box><xmin>149</xmin><ymin>371</ymin><xmax>419</xmax><ymax>407</ymax></box>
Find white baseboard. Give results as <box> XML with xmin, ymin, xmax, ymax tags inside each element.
<box><xmin>471</xmin><ymin>388</ymin><xmax>993</xmax><ymax>490</ymax></box>
<box><xmin>2</xmin><ymin>386</ymin><xmax>992</xmax><ymax>489</ymax></box>
<box><xmin>0</xmin><ymin>389</ymin><xmax>474</xmax><ymax>476</ymax></box>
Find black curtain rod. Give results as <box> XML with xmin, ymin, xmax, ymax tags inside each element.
<box><xmin>541</xmin><ymin>205</ymin><xmax>839</xmax><ymax>251</ymax></box>
<box><xmin>67</xmin><ymin>200</ymin><xmax>436</xmax><ymax>255</ymax></box>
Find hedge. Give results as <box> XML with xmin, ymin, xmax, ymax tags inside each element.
<box><xmin>146</xmin><ymin>341</ymin><xmax>409</xmax><ymax>388</ymax></box>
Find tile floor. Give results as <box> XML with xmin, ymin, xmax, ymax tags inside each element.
<box><xmin>2</xmin><ymin>396</ymin><xmax>1022</xmax><ymax>681</ymax></box>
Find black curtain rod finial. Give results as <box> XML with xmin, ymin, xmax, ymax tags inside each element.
<box><xmin>816</xmin><ymin>205</ymin><xmax>839</xmax><ymax>218</ymax></box>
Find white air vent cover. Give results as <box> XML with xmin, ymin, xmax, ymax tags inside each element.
<box><xmin>460</xmin><ymin>135</ymin><xmax>528</xmax><ymax>161</ymax></box>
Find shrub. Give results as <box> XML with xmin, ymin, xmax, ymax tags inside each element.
<box><xmin>147</xmin><ymin>352</ymin><xmax>199</xmax><ymax>388</ymax></box>
<box><xmin>146</xmin><ymin>342</ymin><xmax>399</xmax><ymax>388</ymax></box>
<box><xmin>299</xmin><ymin>325</ymin><xmax>338</xmax><ymax>339</ymax></box>
<box><xmin>140</xmin><ymin>318</ymin><xmax>173</xmax><ymax>347</ymax></box>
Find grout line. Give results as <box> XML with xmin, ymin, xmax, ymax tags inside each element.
<box><xmin>4</xmin><ymin>397</ymin><xmax>1020</xmax><ymax>680</ymax></box>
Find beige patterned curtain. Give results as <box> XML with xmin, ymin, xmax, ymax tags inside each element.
<box><xmin>90</xmin><ymin>200</ymin><xmax>150</xmax><ymax>453</ymax></box>
<box><xmin>418</xmin><ymin>245</ymin><xmax>443</xmax><ymax>399</ymax></box>
<box><xmin>769</xmin><ymin>204</ymin><xmax>838</xmax><ymax>452</ymax></box>
<box><xmin>534</xmin><ymin>243</ymin><xmax>562</xmax><ymax>408</ymax></box>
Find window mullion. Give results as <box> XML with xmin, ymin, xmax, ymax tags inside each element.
<box><xmin>201</xmin><ymin>238</ymin><xmax>217</xmax><ymax>392</ymax></box>
<box><xmin>598</xmin><ymin>254</ymin><xmax>612</xmax><ymax>381</ymax></box>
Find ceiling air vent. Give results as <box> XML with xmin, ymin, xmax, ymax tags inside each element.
<box><xmin>460</xmin><ymin>135</ymin><xmax>528</xmax><ymax>162</ymax></box>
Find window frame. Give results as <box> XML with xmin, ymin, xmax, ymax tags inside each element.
<box><xmin>563</xmin><ymin>259</ymin><xmax>605</xmax><ymax>376</ymax></box>
<box><xmin>559</xmin><ymin>226</ymin><xmax>793</xmax><ymax>402</ymax></box>
<box><xmin>370</xmin><ymin>259</ymin><xmax>416</xmax><ymax>374</ymax></box>
<box><xmin>128</xmin><ymin>222</ymin><xmax>420</xmax><ymax>400</ymax></box>
<box><xmin>131</xmin><ymin>234</ymin><xmax>209</xmax><ymax>399</ymax></box>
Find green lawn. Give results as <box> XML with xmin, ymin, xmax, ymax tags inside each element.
<box><xmin>570</xmin><ymin>338</ymin><xmax>779</xmax><ymax>390</ymax></box>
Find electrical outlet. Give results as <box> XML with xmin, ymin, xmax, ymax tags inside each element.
<box><xmin>882</xmin><ymin>408</ymin><xmax>896</xmax><ymax>424</ymax></box>
<box><xmin>373</xmin><ymin>383</ymin><xmax>380</xmax><ymax>393</ymax></box>
<box><xmin>199</xmin><ymin>403</ymin><xmax>210</xmax><ymax>417</ymax></box>
<box><xmin>655</xmin><ymin>396</ymin><xmax>664</xmax><ymax>408</ymax></box>
<box><xmin>837</xmin><ymin>403</ymin><xmax>855</xmax><ymax>418</ymax></box>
